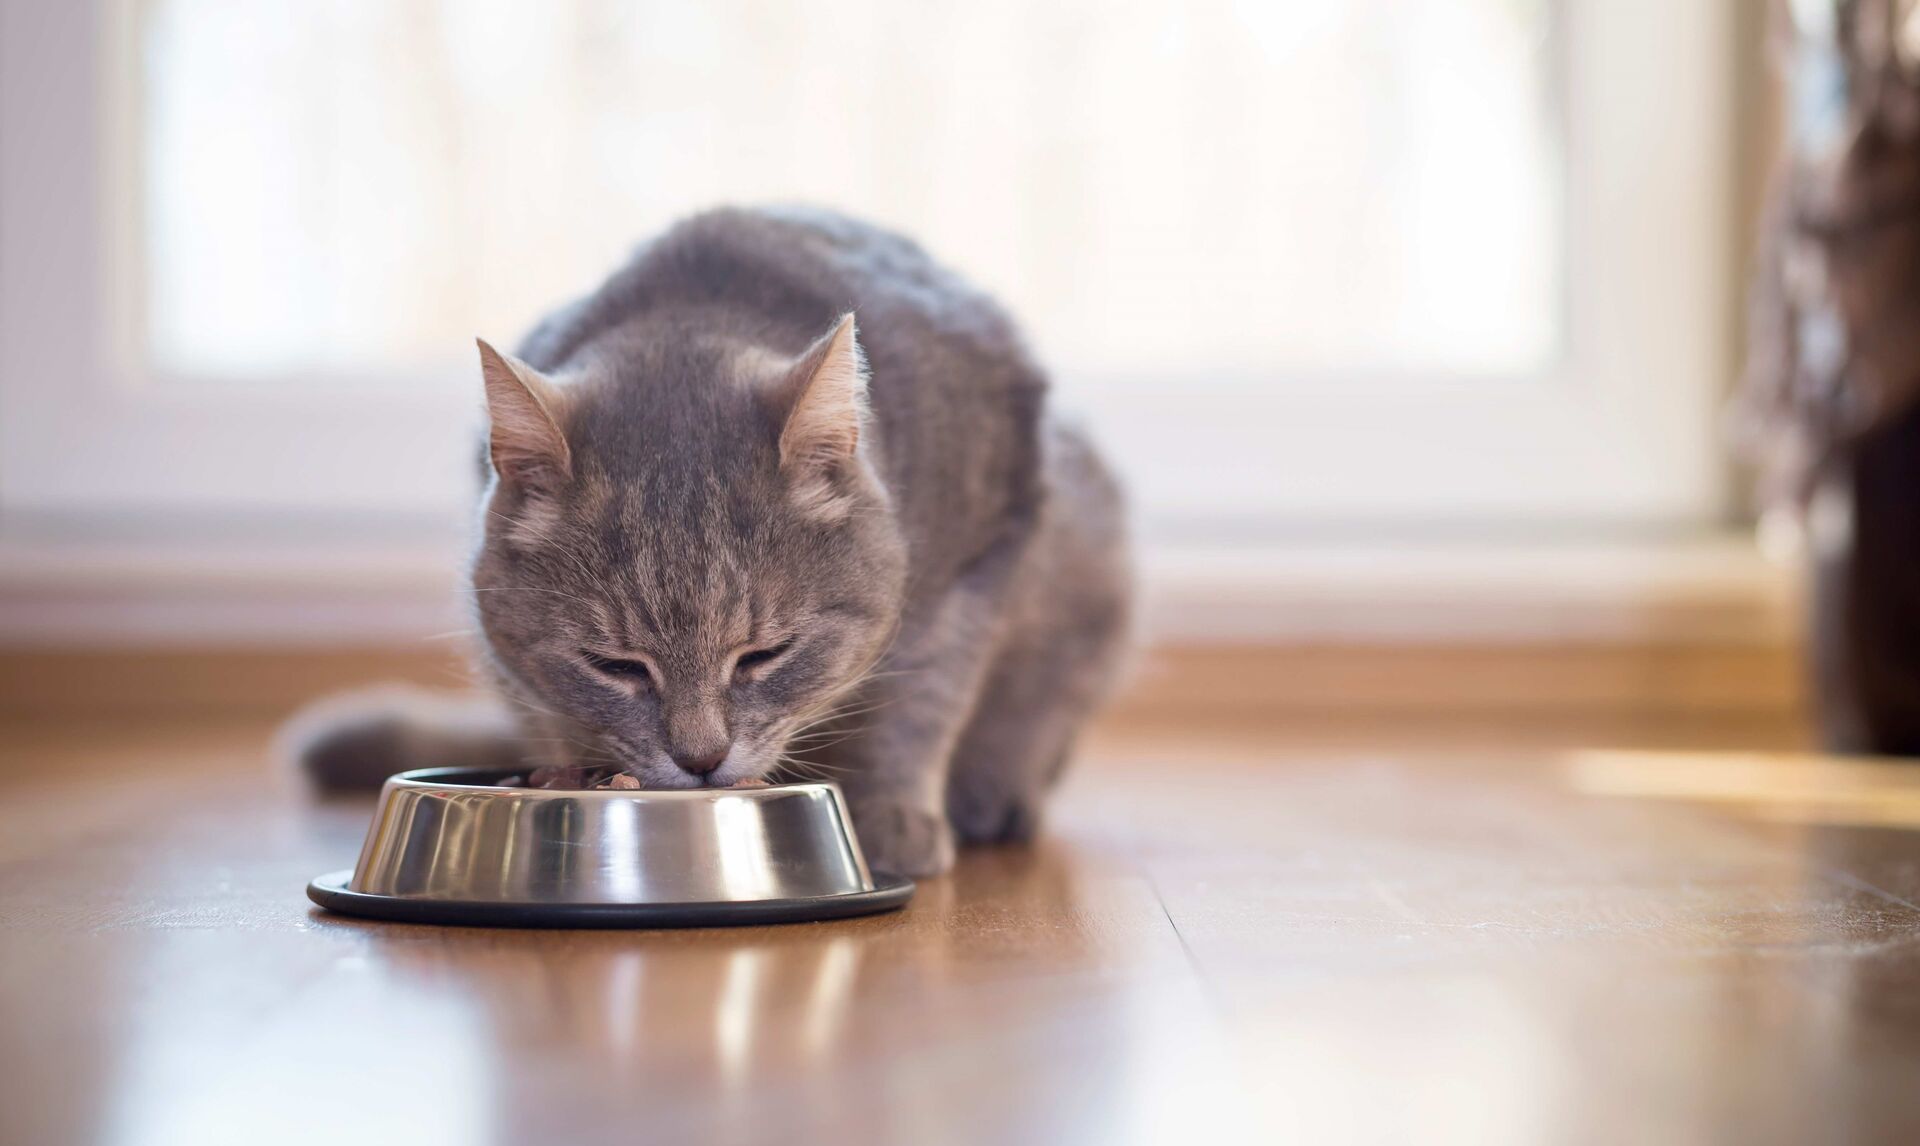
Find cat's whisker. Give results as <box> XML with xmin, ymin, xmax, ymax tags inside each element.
<box><xmin>781</xmin><ymin>729</ymin><xmax>861</xmax><ymax>747</ymax></box>
<box><xmin>483</xmin><ymin>509</ymin><xmax>604</xmax><ymax>587</ymax></box>
<box><xmin>775</xmin><ymin>764</ymin><xmax>852</xmax><ymax>783</ymax></box>
<box><xmin>502</xmin><ymin>692</ymin><xmax>568</xmax><ymax>721</ymax></box>
<box><xmin>783</xmin><ymin>692</ymin><xmax>913</xmax><ymax>736</ymax></box>
<box><xmin>780</xmin><ymin>707</ymin><xmax>861</xmax><ymax>740</ymax></box>
<box><xmin>460</xmin><ymin>586</ymin><xmax>599</xmax><ymax>607</ymax></box>
<box><xmin>783</xmin><ymin>744</ymin><xmax>858</xmax><ymax>762</ymax></box>
<box><xmin>781</xmin><ymin>721</ymin><xmax>871</xmax><ymax>744</ymax></box>
<box><xmin>770</xmin><ymin>755</ymin><xmax>852</xmax><ymax>784</ymax></box>
<box><xmin>427</xmin><ymin>663</ymin><xmax>483</xmax><ymax>689</ymax></box>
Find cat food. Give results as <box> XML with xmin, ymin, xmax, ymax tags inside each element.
<box><xmin>589</xmin><ymin>773</ymin><xmax>772</xmax><ymax>790</ymax></box>
<box><xmin>509</xmin><ymin>769</ymin><xmax>769</xmax><ymax>791</ymax></box>
<box><xmin>527</xmin><ymin>765</ymin><xmax>572</xmax><ymax>789</ymax></box>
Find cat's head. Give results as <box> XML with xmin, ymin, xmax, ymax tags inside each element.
<box><xmin>467</xmin><ymin>315</ymin><xmax>908</xmax><ymax>788</ymax></box>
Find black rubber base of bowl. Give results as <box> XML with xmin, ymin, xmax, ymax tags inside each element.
<box><xmin>306</xmin><ymin>870</ymin><xmax>915</xmax><ymax>929</ymax></box>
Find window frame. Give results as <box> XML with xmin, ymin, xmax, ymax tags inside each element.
<box><xmin>0</xmin><ymin>0</ymin><xmax>1736</xmax><ymax>543</ymax></box>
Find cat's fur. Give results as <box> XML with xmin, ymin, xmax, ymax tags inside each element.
<box><xmin>291</xmin><ymin>207</ymin><xmax>1132</xmax><ymax>875</ymax></box>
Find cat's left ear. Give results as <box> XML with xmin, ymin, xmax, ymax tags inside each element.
<box><xmin>771</xmin><ymin>313</ymin><xmax>869</xmax><ymax>516</ymax></box>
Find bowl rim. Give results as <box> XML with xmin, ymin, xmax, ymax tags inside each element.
<box><xmin>308</xmin><ymin>868</ymin><xmax>915</xmax><ymax>928</ymax></box>
<box><xmin>383</xmin><ymin>765</ymin><xmax>843</xmax><ymax>801</ymax></box>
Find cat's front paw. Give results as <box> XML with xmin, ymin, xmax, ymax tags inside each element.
<box><xmin>849</xmin><ymin>799</ymin><xmax>955</xmax><ymax>877</ymax></box>
<box><xmin>946</xmin><ymin>776</ymin><xmax>1045</xmax><ymax>844</ymax></box>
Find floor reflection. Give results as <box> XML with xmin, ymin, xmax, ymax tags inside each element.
<box><xmin>1567</xmin><ymin>749</ymin><xmax>1920</xmax><ymax>828</ymax></box>
<box><xmin>332</xmin><ymin>917</ymin><xmax>875</xmax><ymax>1142</ymax></box>
<box><xmin>26</xmin><ymin>734</ymin><xmax>1920</xmax><ymax>1145</ymax></box>
<box><xmin>315</xmin><ymin>835</ymin><xmax>1191</xmax><ymax>1145</ymax></box>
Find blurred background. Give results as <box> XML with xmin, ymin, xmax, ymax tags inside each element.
<box><xmin>0</xmin><ymin>0</ymin><xmax>1844</xmax><ymax>750</ymax></box>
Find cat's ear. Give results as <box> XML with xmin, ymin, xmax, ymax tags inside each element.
<box><xmin>477</xmin><ymin>338</ymin><xmax>572</xmax><ymax>491</ymax></box>
<box><xmin>773</xmin><ymin>313</ymin><xmax>869</xmax><ymax>515</ymax></box>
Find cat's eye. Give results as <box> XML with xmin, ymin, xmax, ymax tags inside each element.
<box><xmin>733</xmin><ymin>640</ymin><xmax>793</xmax><ymax>678</ymax></box>
<box><xmin>583</xmin><ymin>652</ymin><xmax>653</xmax><ymax>686</ymax></box>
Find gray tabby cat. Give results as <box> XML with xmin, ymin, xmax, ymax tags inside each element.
<box><xmin>294</xmin><ymin>207</ymin><xmax>1131</xmax><ymax>876</ymax></box>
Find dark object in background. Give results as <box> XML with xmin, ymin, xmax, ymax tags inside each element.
<box><xmin>1743</xmin><ymin>0</ymin><xmax>1920</xmax><ymax>752</ymax></box>
<box><xmin>1808</xmin><ymin>400</ymin><xmax>1920</xmax><ymax>752</ymax></box>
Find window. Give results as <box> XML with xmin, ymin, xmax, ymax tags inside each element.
<box><xmin>0</xmin><ymin>0</ymin><xmax>1732</xmax><ymax>540</ymax></box>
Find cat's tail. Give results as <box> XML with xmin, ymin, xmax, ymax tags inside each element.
<box><xmin>276</xmin><ymin>685</ymin><xmax>526</xmax><ymax>792</ymax></box>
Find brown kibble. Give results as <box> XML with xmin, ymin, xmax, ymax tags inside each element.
<box><xmin>604</xmin><ymin>773</ymin><xmax>642</xmax><ymax>790</ymax></box>
<box><xmin>529</xmin><ymin>765</ymin><xmax>580</xmax><ymax>789</ymax></box>
<box><xmin>728</xmin><ymin>778</ymin><xmax>771</xmax><ymax>789</ymax></box>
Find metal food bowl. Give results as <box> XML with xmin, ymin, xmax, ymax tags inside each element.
<box><xmin>307</xmin><ymin>767</ymin><xmax>914</xmax><ymax>928</ymax></box>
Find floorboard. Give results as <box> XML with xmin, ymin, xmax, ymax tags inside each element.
<box><xmin>6</xmin><ymin>713</ymin><xmax>1919</xmax><ymax>1145</ymax></box>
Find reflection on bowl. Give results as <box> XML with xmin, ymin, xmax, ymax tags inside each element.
<box><xmin>307</xmin><ymin>767</ymin><xmax>913</xmax><ymax>928</ymax></box>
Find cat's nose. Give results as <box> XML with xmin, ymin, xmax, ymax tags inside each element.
<box><xmin>671</xmin><ymin>747</ymin><xmax>729</xmax><ymax>776</ymax></box>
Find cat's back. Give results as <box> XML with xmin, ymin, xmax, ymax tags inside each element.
<box><xmin>523</xmin><ymin>206</ymin><xmax>1038</xmax><ymax>390</ymax></box>
<box><xmin>521</xmin><ymin>207</ymin><xmax>1050</xmax><ymax>582</ymax></box>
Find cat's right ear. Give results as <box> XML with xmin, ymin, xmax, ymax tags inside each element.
<box><xmin>477</xmin><ymin>338</ymin><xmax>572</xmax><ymax>491</ymax></box>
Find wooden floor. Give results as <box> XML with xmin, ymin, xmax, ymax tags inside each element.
<box><xmin>8</xmin><ymin>712</ymin><xmax>1920</xmax><ymax>1145</ymax></box>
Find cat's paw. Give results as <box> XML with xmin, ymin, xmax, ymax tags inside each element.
<box><xmin>850</xmin><ymin>799</ymin><xmax>955</xmax><ymax>877</ymax></box>
<box><xmin>946</xmin><ymin>779</ymin><xmax>1045</xmax><ymax>844</ymax></box>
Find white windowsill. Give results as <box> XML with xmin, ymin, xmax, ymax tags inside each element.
<box><xmin>0</xmin><ymin>530</ymin><xmax>1797</xmax><ymax>649</ymax></box>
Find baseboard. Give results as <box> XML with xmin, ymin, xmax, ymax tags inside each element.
<box><xmin>0</xmin><ymin>638</ymin><xmax>1805</xmax><ymax>723</ymax></box>
<box><xmin>0</xmin><ymin>531</ymin><xmax>1796</xmax><ymax>647</ymax></box>
<box><xmin>1117</xmin><ymin>641</ymin><xmax>1803</xmax><ymax>724</ymax></box>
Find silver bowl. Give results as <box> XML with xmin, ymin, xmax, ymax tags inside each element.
<box><xmin>307</xmin><ymin>767</ymin><xmax>914</xmax><ymax>928</ymax></box>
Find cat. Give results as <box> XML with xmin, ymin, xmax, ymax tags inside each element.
<box><xmin>290</xmin><ymin>206</ymin><xmax>1132</xmax><ymax>876</ymax></box>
